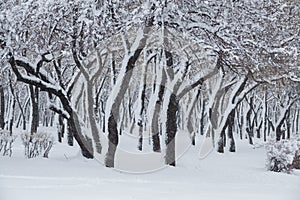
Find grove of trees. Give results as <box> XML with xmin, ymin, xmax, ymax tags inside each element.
<box><xmin>0</xmin><ymin>0</ymin><xmax>299</xmax><ymax>169</ymax></box>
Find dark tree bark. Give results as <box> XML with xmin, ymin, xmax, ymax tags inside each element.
<box><xmin>151</xmin><ymin>71</ymin><xmax>166</xmax><ymax>153</ymax></box>
<box><xmin>67</xmin><ymin>119</ymin><xmax>74</xmax><ymax>146</ymax></box>
<box><xmin>138</xmin><ymin>120</ymin><xmax>143</xmax><ymax>151</ymax></box>
<box><xmin>296</xmin><ymin>110</ymin><xmax>299</xmax><ymax>134</ymax></box>
<box><xmin>276</xmin><ymin>114</ymin><xmax>286</xmax><ymax>142</ymax></box>
<box><xmin>246</xmin><ymin>97</ymin><xmax>254</xmax><ymax>145</ymax></box>
<box><xmin>217</xmin><ymin>129</ymin><xmax>225</xmax><ymax>153</ymax></box>
<box><xmin>58</xmin><ymin>114</ymin><xmax>65</xmax><ymax>143</ymax></box>
<box><xmin>94</xmin><ymin>76</ymin><xmax>107</xmax><ymax>124</ymax></box>
<box><xmin>236</xmin><ymin>105</ymin><xmax>244</xmax><ymax>140</ymax></box>
<box><xmin>119</xmin><ymin>100</ymin><xmax>126</xmax><ymax>136</ymax></box>
<box><xmin>200</xmin><ymin>98</ymin><xmax>206</xmax><ymax>136</ymax></box>
<box><xmin>164</xmin><ymin>36</ymin><xmax>177</xmax><ymax>166</ymax></box>
<box><xmin>286</xmin><ymin>111</ymin><xmax>291</xmax><ymax>139</ymax></box>
<box><xmin>100</xmin><ymin>100</ymin><xmax>105</xmax><ymax>132</ymax></box>
<box><xmin>187</xmin><ymin>89</ymin><xmax>201</xmax><ymax>145</ymax></box>
<box><xmin>106</xmin><ymin>113</ymin><xmax>118</xmax><ymax>167</ymax></box>
<box><xmin>227</xmin><ymin>110</ymin><xmax>236</xmax><ymax>152</ymax></box>
<box><xmin>138</xmin><ymin>64</ymin><xmax>148</xmax><ymax>151</ymax></box>
<box><xmin>8</xmin><ymin>76</ymin><xmax>17</xmax><ymax>135</ymax></box>
<box><xmin>165</xmin><ymin>93</ymin><xmax>178</xmax><ymax>166</ymax></box>
<box><xmin>217</xmin><ymin>111</ymin><xmax>229</xmax><ymax>154</ymax></box>
<box><xmin>0</xmin><ymin>85</ymin><xmax>5</xmax><ymax>129</ymax></box>
<box><xmin>151</xmin><ymin>101</ymin><xmax>161</xmax><ymax>152</ymax></box>
<box><xmin>256</xmin><ymin>121</ymin><xmax>262</xmax><ymax>139</ymax></box>
<box><xmin>8</xmin><ymin>97</ymin><xmax>15</xmax><ymax>135</ymax></box>
<box><xmin>29</xmin><ymin>85</ymin><xmax>39</xmax><ymax>134</ymax></box>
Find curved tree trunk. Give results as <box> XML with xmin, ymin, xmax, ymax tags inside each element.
<box><xmin>69</xmin><ymin>112</ymin><xmax>94</xmax><ymax>158</ymax></box>
<box><xmin>8</xmin><ymin>55</ymin><xmax>94</xmax><ymax>159</ymax></box>
<box><xmin>105</xmin><ymin>61</ymin><xmax>138</xmax><ymax>167</ymax></box>
<box><xmin>151</xmin><ymin>70</ymin><xmax>166</xmax><ymax>152</ymax></box>
<box><xmin>105</xmin><ymin>23</ymin><xmax>151</xmax><ymax>167</ymax></box>
<box><xmin>87</xmin><ymin>81</ymin><xmax>102</xmax><ymax>154</ymax></box>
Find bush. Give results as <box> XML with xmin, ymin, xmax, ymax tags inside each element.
<box><xmin>0</xmin><ymin>129</ymin><xmax>17</xmax><ymax>157</ymax></box>
<box><xmin>265</xmin><ymin>138</ymin><xmax>300</xmax><ymax>173</ymax></box>
<box><xmin>21</xmin><ymin>132</ymin><xmax>54</xmax><ymax>158</ymax></box>
<box><xmin>291</xmin><ymin>138</ymin><xmax>300</xmax><ymax>169</ymax></box>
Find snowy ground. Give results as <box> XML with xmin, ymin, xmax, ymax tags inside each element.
<box><xmin>1</xmin><ymin>131</ymin><xmax>300</xmax><ymax>200</ymax></box>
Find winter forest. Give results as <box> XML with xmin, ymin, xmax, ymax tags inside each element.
<box><xmin>0</xmin><ymin>0</ymin><xmax>300</xmax><ymax>199</ymax></box>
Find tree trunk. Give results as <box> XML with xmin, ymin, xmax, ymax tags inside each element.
<box><xmin>296</xmin><ymin>110</ymin><xmax>299</xmax><ymax>134</ymax></box>
<box><xmin>152</xmin><ymin>102</ymin><xmax>162</xmax><ymax>152</ymax></box>
<box><xmin>137</xmin><ymin>62</ymin><xmax>148</xmax><ymax>151</ymax></box>
<box><xmin>286</xmin><ymin>112</ymin><xmax>291</xmax><ymax>139</ymax></box>
<box><xmin>227</xmin><ymin>110</ymin><xmax>236</xmax><ymax>152</ymax></box>
<box><xmin>87</xmin><ymin>81</ymin><xmax>102</xmax><ymax>154</ymax></box>
<box><xmin>17</xmin><ymin>99</ymin><xmax>27</xmax><ymax>130</ymax></box>
<box><xmin>58</xmin><ymin>114</ymin><xmax>65</xmax><ymax>143</ymax></box>
<box><xmin>200</xmin><ymin>98</ymin><xmax>206</xmax><ymax>136</ymax></box>
<box><xmin>8</xmin><ymin>97</ymin><xmax>16</xmax><ymax>135</ymax></box>
<box><xmin>256</xmin><ymin>121</ymin><xmax>262</xmax><ymax>139</ymax></box>
<box><xmin>105</xmin><ymin>24</ymin><xmax>151</xmax><ymax>167</ymax></box>
<box><xmin>237</xmin><ymin>105</ymin><xmax>244</xmax><ymax>140</ymax></box>
<box><xmin>67</xmin><ymin>119</ymin><xmax>74</xmax><ymax>146</ymax></box>
<box><xmin>217</xmin><ymin>113</ymin><xmax>228</xmax><ymax>154</ymax></box>
<box><xmin>276</xmin><ymin>118</ymin><xmax>285</xmax><ymax>141</ymax></box>
<box><xmin>8</xmin><ymin>54</ymin><xmax>94</xmax><ymax>159</ymax></box>
<box><xmin>138</xmin><ymin>121</ymin><xmax>143</xmax><ymax>151</ymax></box>
<box><xmin>187</xmin><ymin>89</ymin><xmax>200</xmax><ymax>145</ymax></box>
<box><xmin>262</xmin><ymin>88</ymin><xmax>267</xmax><ymax>141</ymax></box>
<box><xmin>151</xmin><ymin>71</ymin><xmax>166</xmax><ymax>152</ymax></box>
<box><xmin>217</xmin><ymin>130</ymin><xmax>225</xmax><ymax>153</ymax></box>
<box><xmin>275</xmin><ymin>100</ymin><xmax>298</xmax><ymax>141</ymax></box>
<box><xmin>69</xmin><ymin>112</ymin><xmax>93</xmax><ymax>158</ymax></box>
<box><xmin>106</xmin><ymin>113</ymin><xmax>118</xmax><ymax>167</ymax></box>
<box><xmin>29</xmin><ymin>85</ymin><xmax>39</xmax><ymax>134</ymax></box>
<box><xmin>0</xmin><ymin>85</ymin><xmax>5</xmax><ymax>129</ymax></box>
<box><xmin>7</xmin><ymin>76</ymin><xmax>16</xmax><ymax>135</ymax></box>
<box><xmin>165</xmin><ymin>93</ymin><xmax>178</xmax><ymax>166</ymax></box>
<box><xmin>100</xmin><ymin>100</ymin><xmax>105</xmax><ymax>132</ymax></box>
<box><xmin>246</xmin><ymin>97</ymin><xmax>254</xmax><ymax>145</ymax></box>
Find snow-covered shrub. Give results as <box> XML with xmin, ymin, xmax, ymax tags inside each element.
<box><xmin>265</xmin><ymin>138</ymin><xmax>299</xmax><ymax>173</ymax></box>
<box><xmin>0</xmin><ymin>129</ymin><xmax>17</xmax><ymax>157</ymax></box>
<box><xmin>291</xmin><ymin>138</ymin><xmax>300</xmax><ymax>169</ymax></box>
<box><xmin>21</xmin><ymin>132</ymin><xmax>54</xmax><ymax>158</ymax></box>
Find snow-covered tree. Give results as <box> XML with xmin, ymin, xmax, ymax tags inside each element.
<box><xmin>1</xmin><ymin>0</ymin><xmax>299</xmax><ymax>170</ymax></box>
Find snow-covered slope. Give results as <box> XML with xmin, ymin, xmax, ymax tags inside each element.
<box><xmin>0</xmin><ymin>135</ymin><xmax>299</xmax><ymax>200</ymax></box>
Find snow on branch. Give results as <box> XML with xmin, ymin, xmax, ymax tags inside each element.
<box><xmin>8</xmin><ymin>54</ymin><xmax>72</xmax><ymax>113</ymax></box>
<box><xmin>177</xmin><ymin>52</ymin><xmax>223</xmax><ymax>99</ymax></box>
<box><xmin>49</xmin><ymin>103</ymin><xmax>70</xmax><ymax>119</ymax></box>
